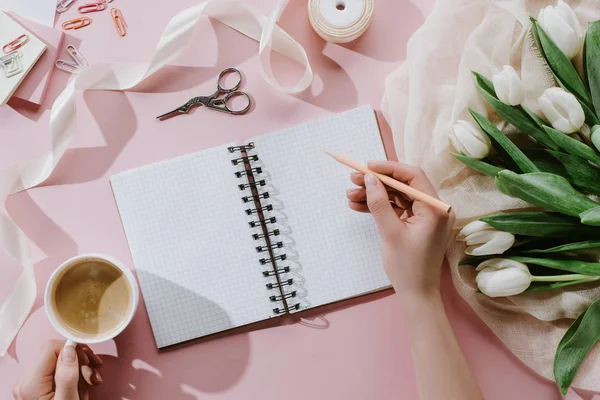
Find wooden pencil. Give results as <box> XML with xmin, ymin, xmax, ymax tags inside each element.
<box><xmin>325</xmin><ymin>151</ymin><xmax>452</xmax><ymax>214</ymax></box>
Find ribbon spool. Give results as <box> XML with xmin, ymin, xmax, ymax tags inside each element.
<box><xmin>308</xmin><ymin>0</ymin><xmax>374</xmax><ymax>44</ymax></box>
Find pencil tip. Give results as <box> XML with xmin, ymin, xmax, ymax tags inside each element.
<box><xmin>322</xmin><ymin>150</ymin><xmax>336</xmax><ymax>159</ymax></box>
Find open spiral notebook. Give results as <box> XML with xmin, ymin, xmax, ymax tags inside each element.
<box><xmin>111</xmin><ymin>106</ymin><xmax>391</xmax><ymax>348</ymax></box>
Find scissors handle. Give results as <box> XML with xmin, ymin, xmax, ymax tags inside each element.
<box><xmin>217</xmin><ymin>67</ymin><xmax>242</xmax><ymax>92</ymax></box>
<box><xmin>206</xmin><ymin>91</ymin><xmax>251</xmax><ymax>115</ymax></box>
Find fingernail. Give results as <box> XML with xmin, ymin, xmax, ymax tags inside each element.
<box><xmin>61</xmin><ymin>345</ymin><xmax>76</xmax><ymax>363</ymax></box>
<box><xmin>94</xmin><ymin>371</ymin><xmax>103</xmax><ymax>383</ymax></box>
<box><xmin>365</xmin><ymin>174</ymin><xmax>377</xmax><ymax>190</ymax></box>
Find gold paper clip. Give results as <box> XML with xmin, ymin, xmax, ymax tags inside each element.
<box><xmin>56</xmin><ymin>0</ymin><xmax>76</xmax><ymax>13</ymax></box>
<box><xmin>78</xmin><ymin>2</ymin><xmax>106</xmax><ymax>13</ymax></box>
<box><xmin>62</xmin><ymin>17</ymin><xmax>92</xmax><ymax>31</ymax></box>
<box><xmin>2</xmin><ymin>34</ymin><xmax>29</xmax><ymax>54</ymax></box>
<box><xmin>111</xmin><ymin>8</ymin><xmax>127</xmax><ymax>37</ymax></box>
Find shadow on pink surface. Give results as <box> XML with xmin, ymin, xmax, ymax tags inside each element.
<box><xmin>4</xmin><ymin>190</ymin><xmax>79</xmax><ymax>360</ymax></box>
<box><xmin>274</xmin><ymin>0</ymin><xmax>425</xmax><ymax>112</ymax></box>
<box><xmin>133</xmin><ymin>20</ymin><xmax>257</xmax><ymax>95</ymax></box>
<box><xmin>88</xmin><ymin>273</ymin><xmax>251</xmax><ymax>398</ymax></box>
<box><xmin>87</xmin><ymin>274</ymin><xmax>393</xmax><ymax>399</ymax></box>
<box><xmin>43</xmin><ymin>90</ymin><xmax>137</xmax><ymax>186</ymax></box>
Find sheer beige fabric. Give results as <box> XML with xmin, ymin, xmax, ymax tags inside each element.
<box><xmin>382</xmin><ymin>0</ymin><xmax>600</xmax><ymax>390</ymax></box>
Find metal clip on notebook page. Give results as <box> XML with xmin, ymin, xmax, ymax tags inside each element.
<box><xmin>57</xmin><ymin>0</ymin><xmax>76</xmax><ymax>13</ymax></box>
<box><xmin>62</xmin><ymin>17</ymin><xmax>92</xmax><ymax>30</ymax></box>
<box><xmin>2</xmin><ymin>35</ymin><xmax>28</xmax><ymax>54</ymax></box>
<box><xmin>78</xmin><ymin>2</ymin><xmax>106</xmax><ymax>13</ymax></box>
<box><xmin>0</xmin><ymin>51</ymin><xmax>23</xmax><ymax>78</ymax></box>
<box><xmin>111</xmin><ymin>8</ymin><xmax>127</xmax><ymax>37</ymax></box>
<box><xmin>55</xmin><ymin>45</ymin><xmax>88</xmax><ymax>74</ymax></box>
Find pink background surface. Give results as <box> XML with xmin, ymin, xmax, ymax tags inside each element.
<box><xmin>0</xmin><ymin>0</ymin><xmax>594</xmax><ymax>398</ymax></box>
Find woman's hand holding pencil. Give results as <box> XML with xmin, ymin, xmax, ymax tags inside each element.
<box><xmin>333</xmin><ymin>157</ymin><xmax>456</xmax><ymax>295</ymax></box>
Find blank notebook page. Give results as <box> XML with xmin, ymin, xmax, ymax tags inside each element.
<box><xmin>251</xmin><ymin>106</ymin><xmax>390</xmax><ymax>310</ymax></box>
<box><xmin>111</xmin><ymin>144</ymin><xmax>276</xmax><ymax>348</ymax></box>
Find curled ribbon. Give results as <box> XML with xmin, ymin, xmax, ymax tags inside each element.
<box><xmin>0</xmin><ymin>0</ymin><xmax>312</xmax><ymax>355</ymax></box>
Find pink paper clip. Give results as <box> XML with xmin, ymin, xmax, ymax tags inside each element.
<box><xmin>66</xmin><ymin>45</ymin><xmax>88</xmax><ymax>68</ymax></box>
<box><xmin>57</xmin><ymin>0</ymin><xmax>76</xmax><ymax>13</ymax></box>
<box><xmin>78</xmin><ymin>2</ymin><xmax>106</xmax><ymax>13</ymax></box>
<box><xmin>2</xmin><ymin>34</ymin><xmax>29</xmax><ymax>54</ymax></box>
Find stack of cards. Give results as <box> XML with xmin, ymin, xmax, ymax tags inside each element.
<box><xmin>0</xmin><ymin>11</ymin><xmax>47</xmax><ymax>105</ymax></box>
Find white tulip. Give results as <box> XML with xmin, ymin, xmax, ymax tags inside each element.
<box><xmin>474</xmin><ymin>258</ymin><xmax>599</xmax><ymax>298</ymax></box>
<box><xmin>538</xmin><ymin>87</ymin><xmax>585</xmax><ymax>133</ymax></box>
<box><xmin>475</xmin><ymin>259</ymin><xmax>532</xmax><ymax>297</ymax></box>
<box><xmin>493</xmin><ymin>66</ymin><xmax>525</xmax><ymax>106</ymax></box>
<box><xmin>449</xmin><ymin>120</ymin><xmax>491</xmax><ymax>159</ymax></box>
<box><xmin>457</xmin><ymin>221</ymin><xmax>515</xmax><ymax>255</ymax></box>
<box><xmin>538</xmin><ymin>0</ymin><xmax>583</xmax><ymax>60</ymax></box>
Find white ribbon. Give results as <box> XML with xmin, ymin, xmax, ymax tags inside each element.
<box><xmin>0</xmin><ymin>0</ymin><xmax>313</xmax><ymax>355</ymax></box>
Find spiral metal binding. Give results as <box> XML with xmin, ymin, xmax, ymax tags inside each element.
<box><xmin>242</xmin><ymin>192</ymin><xmax>269</xmax><ymax>203</ymax></box>
<box><xmin>249</xmin><ymin>217</ymin><xmax>276</xmax><ymax>228</ymax></box>
<box><xmin>231</xmin><ymin>142</ymin><xmax>300</xmax><ymax>314</ymax></box>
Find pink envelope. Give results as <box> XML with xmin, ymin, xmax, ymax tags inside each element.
<box><xmin>9</xmin><ymin>13</ymin><xmax>64</xmax><ymax>106</ymax></box>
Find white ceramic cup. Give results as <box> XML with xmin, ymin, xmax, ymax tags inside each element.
<box><xmin>45</xmin><ymin>253</ymin><xmax>139</xmax><ymax>346</ymax></box>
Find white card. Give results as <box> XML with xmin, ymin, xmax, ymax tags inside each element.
<box><xmin>0</xmin><ymin>0</ymin><xmax>56</xmax><ymax>27</ymax></box>
<box><xmin>0</xmin><ymin>12</ymin><xmax>47</xmax><ymax>106</ymax></box>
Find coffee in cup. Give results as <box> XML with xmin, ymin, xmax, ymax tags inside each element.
<box><xmin>45</xmin><ymin>254</ymin><xmax>139</xmax><ymax>344</ymax></box>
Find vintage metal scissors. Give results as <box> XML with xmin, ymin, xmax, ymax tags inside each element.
<box><xmin>157</xmin><ymin>67</ymin><xmax>251</xmax><ymax>120</ymax></box>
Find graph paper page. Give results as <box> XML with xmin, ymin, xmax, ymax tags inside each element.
<box><xmin>111</xmin><ymin>144</ymin><xmax>277</xmax><ymax>348</ymax></box>
<box><xmin>250</xmin><ymin>106</ymin><xmax>391</xmax><ymax>310</ymax></box>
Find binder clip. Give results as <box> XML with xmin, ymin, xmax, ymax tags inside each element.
<box><xmin>0</xmin><ymin>51</ymin><xmax>23</xmax><ymax>78</ymax></box>
<box><xmin>2</xmin><ymin>34</ymin><xmax>29</xmax><ymax>54</ymax></box>
<box><xmin>55</xmin><ymin>45</ymin><xmax>88</xmax><ymax>74</ymax></box>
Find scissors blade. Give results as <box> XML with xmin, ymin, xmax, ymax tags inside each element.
<box><xmin>156</xmin><ymin>106</ymin><xmax>189</xmax><ymax>120</ymax></box>
<box><xmin>156</xmin><ymin>98</ymin><xmax>201</xmax><ymax>120</ymax></box>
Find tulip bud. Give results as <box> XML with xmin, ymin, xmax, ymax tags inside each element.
<box><xmin>457</xmin><ymin>220</ymin><xmax>515</xmax><ymax>255</ymax></box>
<box><xmin>475</xmin><ymin>259</ymin><xmax>532</xmax><ymax>297</ymax></box>
<box><xmin>538</xmin><ymin>0</ymin><xmax>583</xmax><ymax>60</ymax></box>
<box><xmin>492</xmin><ymin>65</ymin><xmax>525</xmax><ymax>106</ymax></box>
<box><xmin>591</xmin><ymin>125</ymin><xmax>600</xmax><ymax>152</ymax></box>
<box><xmin>449</xmin><ymin>120</ymin><xmax>491</xmax><ymax>159</ymax></box>
<box><xmin>538</xmin><ymin>87</ymin><xmax>585</xmax><ymax>134</ymax></box>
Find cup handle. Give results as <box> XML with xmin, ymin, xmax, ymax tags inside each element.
<box><xmin>65</xmin><ymin>339</ymin><xmax>78</xmax><ymax>347</ymax></box>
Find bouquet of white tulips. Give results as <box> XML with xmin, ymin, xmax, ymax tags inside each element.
<box><xmin>453</xmin><ymin>1</ymin><xmax>600</xmax><ymax>393</ymax></box>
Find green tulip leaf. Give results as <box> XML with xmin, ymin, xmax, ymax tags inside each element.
<box><xmin>580</xmin><ymin>206</ymin><xmax>600</xmax><ymax>226</ymax></box>
<box><xmin>524</xmin><ymin>278</ymin><xmax>600</xmax><ymax>294</ymax></box>
<box><xmin>531</xmin><ymin>19</ymin><xmax>594</xmax><ymax>110</ymax></box>
<box><xmin>508</xmin><ymin>256</ymin><xmax>600</xmax><ymax>275</ymax></box>
<box><xmin>481</xmin><ymin>212</ymin><xmax>600</xmax><ymax>237</ymax></box>
<box><xmin>495</xmin><ymin>171</ymin><xmax>599</xmax><ymax>217</ymax></box>
<box><xmin>586</xmin><ymin>21</ymin><xmax>600</xmax><ymax>118</ymax></box>
<box><xmin>452</xmin><ymin>154</ymin><xmax>502</xmax><ymax>177</ymax></box>
<box><xmin>522</xmin><ymin>240</ymin><xmax>600</xmax><ymax>254</ymax></box>
<box><xmin>542</xmin><ymin>127</ymin><xmax>600</xmax><ymax>165</ymax></box>
<box><xmin>469</xmin><ymin>108</ymin><xmax>539</xmax><ymax>173</ymax></box>
<box><xmin>472</xmin><ymin>72</ymin><xmax>559</xmax><ymax>149</ymax></box>
<box><xmin>521</xmin><ymin>105</ymin><xmax>548</xmax><ymax>129</ymax></box>
<box><xmin>554</xmin><ymin>298</ymin><xmax>600</xmax><ymax>394</ymax></box>
<box><xmin>524</xmin><ymin>149</ymin><xmax>600</xmax><ymax>195</ymax></box>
